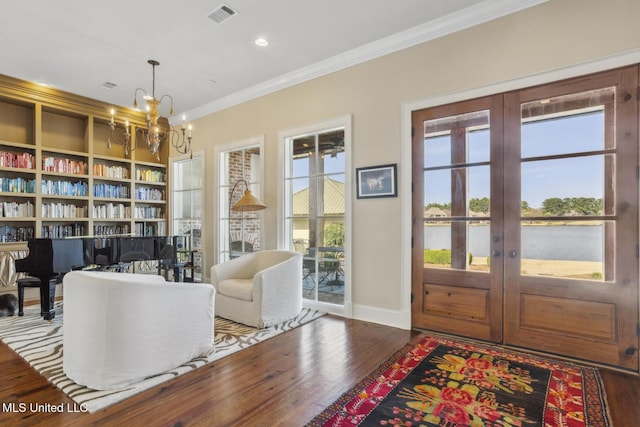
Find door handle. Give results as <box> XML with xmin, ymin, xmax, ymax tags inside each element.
<box><xmin>509</xmin><ymin>250</ymin><xmax>518</xmax><ymax>258</ymax></box>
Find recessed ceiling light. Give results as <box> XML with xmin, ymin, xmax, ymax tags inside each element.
<box><xmin>254</xmin><ymin>38</ymin><xmax>269</xmax><ymax>47</ymax></box>
<box><xmin>35</xmin><ymin>80</ymin><xmax>51</xmax><ymax>87</ymax></box>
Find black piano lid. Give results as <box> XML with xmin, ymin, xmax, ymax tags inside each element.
<box><xmin>51</xmin><ymin>238</ymin><xmax>85</xmax><ymax>273</ymax></box>
<box><xmin>15</xmin><ymin>238</ymin><xmax>54</xmax><ymax>275</ymax></box>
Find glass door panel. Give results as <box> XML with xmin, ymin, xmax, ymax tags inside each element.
<box><xmin>170</xmin><ymin>154</ymin><xmax>203</xmax><ymax>281</ymax></box>
<box><xmin>286</xmin><ymin>128</ymin><xmax>346</xmax><ymax>307</ymax></box>
<box><xmin>413</xmin><ymin>96</ymin><xmax>503</xmax><ymax>342</ymax></box>
<box><xmin>503</xmin><ymin>68</ymin><xmax>638</xmax><ymax>370</ymax></box>
<box><xmin>518</xmin><ymin>90</ymin><xmax>612</xmax><ymax>280</ymax></box>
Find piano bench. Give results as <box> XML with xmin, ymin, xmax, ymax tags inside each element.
<box><xmin>17</xmin><ymin>277</ymin><xmax>56</xmax><ymax>319</ymax></box>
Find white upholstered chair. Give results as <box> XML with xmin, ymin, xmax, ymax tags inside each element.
<box><xmin>211</xmin><ymin>250</ymin><xmax>302</xmax><ymax>328</ymax></box>
<box><xmin>62</xmin><ymin>270</ymin><xmax>215</xmax><ymax>390</ymax></box>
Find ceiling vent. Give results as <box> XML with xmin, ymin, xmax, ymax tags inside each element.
<box><xmin>207</xmin><ymin>4</ymin><xmax>238</xmax><ymax>24</ymax></box>
<box><xmin>100</xmin><ymin>82</ymin><xmax>117</xmax><ymax>90</ymax></box>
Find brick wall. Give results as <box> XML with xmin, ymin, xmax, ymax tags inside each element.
<box><xmin>227</xmin><ymin>149</ymin><xmax>261</xmax><ymax>251</ymax></box>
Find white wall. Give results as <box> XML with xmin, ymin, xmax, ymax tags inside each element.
<box><xmin>175</xmin><ymin>0</ymin><xmax>640</xmax><ymax>329</ymax></box>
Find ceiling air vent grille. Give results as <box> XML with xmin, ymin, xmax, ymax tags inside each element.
<box><xmin>207</xmin><ymin>4</ymin><xmax>238</xmax><ymax>24</ymax></box>
<box><xmin>100</xmin><ymin>82</ymin><xmax>117</xmax><ymax>90</ymax></box>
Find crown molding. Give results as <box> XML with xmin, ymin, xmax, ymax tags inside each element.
<box><xmin>0</xmin><ymin>74</ymin><xmax>148</xmax><ymax>126</ymax></box>
<box><xmin>176</xmin><ymin>0</ymin><xmax>548</xmax><ymax>124</ymax></box>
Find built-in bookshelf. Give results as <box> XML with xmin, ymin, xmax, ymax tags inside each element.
<box><xmin>0</xmin><ymin>74</ymin><xmax>169</xmax><ymax>243</ymax></box>
<box><xmin>133</xmin><ymin>163</ymin><xmax>167</xmax><ymax>237</ymax></box>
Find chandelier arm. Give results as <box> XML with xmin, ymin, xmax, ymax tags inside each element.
<box><xmin>171</xmin><ymin>127</ymin><xmax>191</xmax><ymax>154</ymax></box>
<box><xmin>108</xmin><ymin>118</ymin><xmax>132</xmax><ymax>157</ymax></box>
<box><xmin>159</xmin><ymin>94</ymin><xmax>174</xmax><ymax>116</ymax></box>
<box><xmin>133</xmin><ymin>88</ymin><xmax>147</xmax><ymax>109</ymax></box>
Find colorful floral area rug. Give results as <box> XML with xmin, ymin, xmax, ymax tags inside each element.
<box><xmin>307</xmin><ymin>333</ymin><xmax>612</xmax><ymax>427</ymax></box>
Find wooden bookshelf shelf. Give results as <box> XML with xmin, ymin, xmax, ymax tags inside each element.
<box><xmin>0</xmin><ymin>73</ymin><xmax>168</xmax><ymax>243</ymax></box>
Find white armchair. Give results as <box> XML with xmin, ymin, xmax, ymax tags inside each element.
<box><xmin>211</xmin><ymin>250</ymin><xmax>302</xmax><ymax>328</ymax></box>
<box><xmin>63</xmin><ymin>271</ymin><xmax>215</xmax><ymax>390</ymax></box>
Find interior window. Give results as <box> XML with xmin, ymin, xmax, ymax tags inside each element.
<box><xmin>218</xmin><ymin>143</ymin><xmax>263</xmax><ymax>262</ymax></box>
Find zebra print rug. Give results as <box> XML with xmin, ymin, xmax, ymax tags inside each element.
<box><xmin>0</xmin><ymin>302</ymin><xmax>324</xmax><ymax>413</ymax></box>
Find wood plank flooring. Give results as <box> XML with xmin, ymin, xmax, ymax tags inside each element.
<box><xmin>0</xmin><ymin>314</ymin><xmax>638</xmax><ymax>426</ymax></box>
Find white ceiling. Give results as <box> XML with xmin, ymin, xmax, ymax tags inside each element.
<box><xmin>0</xmin><ymin>0</ymin><xmax>544</xmax><ymax>121</ymax></box>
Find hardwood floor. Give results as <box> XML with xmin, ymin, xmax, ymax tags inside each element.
<box><xmin>0</xmin><ymin>314</ymin><xmax>638</xmax><ymax>426</ymax></box>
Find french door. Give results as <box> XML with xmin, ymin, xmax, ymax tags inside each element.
<box><xmin>412</xmin><ymin>66</ymin><xmax>639</xmax><ymax>371</ymax></box>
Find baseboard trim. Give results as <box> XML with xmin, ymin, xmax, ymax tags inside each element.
<box><xmin>352</xmin><ymin>303</ymin><xmax>411</xmax><ymax>330</ymax></box>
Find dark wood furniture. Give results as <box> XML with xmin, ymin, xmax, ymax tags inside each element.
<box><xmin>14</xmin><ymin>239</ymin><xmax>57</xmax><ymax>320</ymax></box>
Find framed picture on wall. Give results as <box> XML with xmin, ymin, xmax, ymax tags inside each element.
<box><xmin>356</xmin><ymin>164</ymin><xmax>397</xmax><ymax>199</ymax></box>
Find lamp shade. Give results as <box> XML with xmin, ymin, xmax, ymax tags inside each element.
<box><xmin>231</xmin><ymin>189</ymin><xmax>267</xmax><ymax>212</ymax></box>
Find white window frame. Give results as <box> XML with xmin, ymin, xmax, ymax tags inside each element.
<box><xmin>215</xmin><ymin>136</ymin><xmax>265</xmax><ymax>264</ymax></box>
<box><xmin>278</xmin><ymin>115</ymin><xmax>352</xmax><ymax>318</ymax></box>
<box><xmin>169</xmin><ymin>150</ymin><xmax>204</xmax><ymax>281</ymax></box>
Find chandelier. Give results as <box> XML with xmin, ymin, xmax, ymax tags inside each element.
<box><xmin>108</xmin><ymin>59</ymin><xmax>192</xmax><ymax>160</ymax></box>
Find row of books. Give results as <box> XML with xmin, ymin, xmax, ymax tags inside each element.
<box><xmin>93</xmin><ymin>163</ymin><xmax>129</xmax><ymax>179</ymax></box>
<box><xmin>0</xmin><ymin>150</ymin><xmax>34</xmax><ymax>169</ymax></box>
<box><xmin>42</xmin><ymin>203</ymin><xmax>88</xmax><ymax>219</ymax></box>
<box><xmin>134</xmin><ymin>206</ymin><xmax>165</xmax><ymax>219</ymax></box>
<box><xmin>10</xmin><ymin>180</ymin><xmax>160</xmax><ymax>199</ymax></box>
<box><xmin>41</xmin><ymin>224</ymin><xmax>87</xmax><ymax>238</ymax></box>
<box><xmin>0</xmin><ymin>177</ymin><xmax>36</xmax><ymax>193</ymax></box>
<box><xmin>134</xmin><ymin>187</ymin><xmax>165</xmax><ymax>201</ymax></box>
<box><xmin>93</xmin><ymin>224</ymin><xmax>131</xmax><ymax>236</ymax></box>
<box><xmin>42</xmin><ymin>156</ymin><xmax>88</xmax><ymax>175</ymax></box>
<box><xmin>135</xmin><ymin>222</ymin><xmax>166</xmax><ymax>236</ymax></box>
<box><xmin>0</xmin><ymin>226</ymin><xmax>34</xmax><ymax>242</ymax></box>
<box><xmin>1</xmin><ymin>157</ymin><xmax>163</xmax><ymax>181</ymax></box>
<box><xmin>42</xmin><ymin>179</ymin><xmax>89</xmax><ymax>197</ymax></box>
<box><xmin>93</xmin><ymin>183</ymin><xmax>131</xmax><ymax>199</ymax></box>
<box><xmin>1</xmin><ymin>200</ymin><xmax>35</xmax><ymax>218</ymax></box>
<box><xmin>92</xmin><ymin>203</ymin><xmax>131</xmax><ymax>219</ymax></box>
<box><xmin>135</xmin><ymin>168</ymin><xmax>166</xmax><ymax>183</ymax></box>
<box><xmin>0</xmin><ymin>223</ymin><xmax>166</xmax><ymax>240</ymax></box>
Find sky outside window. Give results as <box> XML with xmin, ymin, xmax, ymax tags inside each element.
<box><xmin>424</xmin><ymin>109</ymin><xmax>605</xmax><ymax>209</ymax></box>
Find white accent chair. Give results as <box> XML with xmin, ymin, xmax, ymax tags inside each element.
<box><xmin>211</xmin><ymin>250</ymin><xmax>302</xmax><ymax>328</ymax></box>
<box><xmin>62</xmin><ymin>271</ymin><xmax>215</xmax><ymax>390</ymax></box>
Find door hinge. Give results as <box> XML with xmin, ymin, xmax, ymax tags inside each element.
<box><xmin>411</xmin><ymin>292</ymin><xmax>414</xmax><ymax>304</ymax></box>
<box><xmin>411</xmin><ymin>126</ymin><xmax>415</xmax><ymax>138</ymax></box>
<box><xmin>637</xmin><ymin>86</ymin><xmax>640</xmax><ymax>101</ymax></box>
<box><xmin>411</xmin><ymin>236</ymin><xmax>414</xmax><ymax>249</ymax></box>
<box><xmin>637</xmin><ymin>323</ymin><xmax>640</xmax><ymax>337</ymax></box>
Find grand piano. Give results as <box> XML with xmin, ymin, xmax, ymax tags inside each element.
<box><xmin>14</xmin><ymin>236</ymin><xmax>188</xmax><ymax>320</ymax></box>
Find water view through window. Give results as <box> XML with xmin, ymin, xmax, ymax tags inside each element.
<box><xmin>423</xmin><ymin>88</ymin><xmax>614</xmax><ymax>281</ymax></box>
